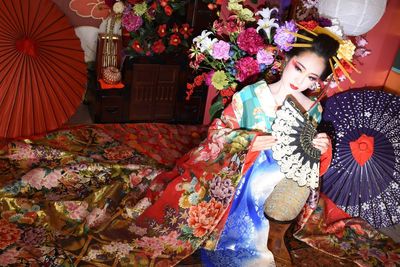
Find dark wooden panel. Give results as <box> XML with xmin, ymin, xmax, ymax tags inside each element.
<box><xmin>129</xmin><ymin>64</ymin><xmax>159</xmax><ymax>121</ymax></box>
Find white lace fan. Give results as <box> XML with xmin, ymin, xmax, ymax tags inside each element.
<box><xmin>271</xmin><ymin>97</ymin><xmax>321</xmax><ymax>189</ymax></box>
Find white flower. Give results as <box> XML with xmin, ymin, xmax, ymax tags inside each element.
<box><xmin>113</xmin><ymin>1</ymin><xmax>125</xmax><ymax>14</ymax></box>
<box><xmin>193</xmin><ymin>30</ymin><xmax>217</xmax><ymax>53</ymax></box>
<box><xmin>325</xmin><ymin>19</ymin><xmax>343</xmax><ymax>38</ymax></box>
<box><xmin>255</xmin><ymin>8</ymin><xmax>279</xmax><ymax>40</ymax></box>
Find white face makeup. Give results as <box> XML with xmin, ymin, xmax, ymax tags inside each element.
<box><xmin>280</xmin><ymin>51</ymin><xmax>326</xmax><ymax>93</ymax></box>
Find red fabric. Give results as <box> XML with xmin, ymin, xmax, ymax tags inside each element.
<box><xmin>321</xmin><ymin>193</ymin><xmax>351</xmax><ymax>225</ymax></box>
<box><xmin>98</xmin><ymin>79</ymin><xmax>125</xmax><ymax>89</ymax></box>
<box><xmin>319</xmin><ymin>141</ymin><xmax>332</xmax><ymax>176</ymax></box>
<box><xmin>349</xmin><ymin>134</ymin><xmax>374</xmax><ymax>166</ymax></box>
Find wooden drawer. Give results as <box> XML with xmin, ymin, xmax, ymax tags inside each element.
<box><xmin>99</xmin><ymin>95</ymin><xmax>124</xmax><ymax>122</ymax></box>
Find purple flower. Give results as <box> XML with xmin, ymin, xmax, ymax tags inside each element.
<box><xmin>274</xmin><ymin>20</ymin><xmax>298</xmax><ymax>52</ymax></box>
<box><xmin>122</xmin><ymin>12</ymin><xmax>143</xmax><ymax>32</ymax></box>
<box><xmin>237</xmin><ymin>28</ymin><xmax>265</xmax><ymax>55</ymax></box>
<box><xmin>211</xmin><ymin>40</ymin><xmax>231</xmax><ymax>60</ymax></box>
<box><xmin>256</xmin><ymin>49</ymin><xmax>274</xmax><ymax>65</ymax></box>
<box><xmin>209</xmin><ymin>176</ymin><xmax>235</xmax><ymax>205</ymax></box>
<box><xmin>235</xmin><ymin>57</ymin><xmax>260</xmax><ymax>82</ymax></box>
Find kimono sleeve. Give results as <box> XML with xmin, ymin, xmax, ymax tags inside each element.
<box><xmin>208</xmin><ymin>93</ymin><xmax>243</xmax><ymax>132</ymax></box>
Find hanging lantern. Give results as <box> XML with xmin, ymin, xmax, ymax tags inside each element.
<box><xmin>317</xmin><ymin>0</ymin><xmax>387</xmax><ymax>36</ymax></box>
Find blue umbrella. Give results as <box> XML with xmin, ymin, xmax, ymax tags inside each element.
<box><xmin>319</xmin><ymin>89</ymin><xmax>400</xmax><ymax>229</ymax></box>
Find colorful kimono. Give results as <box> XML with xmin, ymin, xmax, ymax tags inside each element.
<box><xmin>0</xmin><ymin>82</ymin><xmax>398</xmax><ymax>266</ymax></box>
<box><xmin>200</xmin><ymin>80</ymin><xmax>323</xmax><ymax>266</ymax></box>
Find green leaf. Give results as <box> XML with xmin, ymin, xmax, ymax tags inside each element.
<box><xmin>251</xmin><ymin>0</ymin><xmax>258</xmax><ymax>4</ymax></box>
<box><xmin>209</xmin><ymin>97</ymin><xmax>224</xmax><ymax>121</ymax></box>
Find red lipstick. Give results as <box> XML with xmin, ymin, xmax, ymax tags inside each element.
<box><xmin>290</xmin><ymin>83</ymin><xmax>299</xmax><ymax>90</ymax></box>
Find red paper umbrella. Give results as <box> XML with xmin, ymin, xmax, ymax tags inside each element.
<box><xmin>0</xmin><ymin>0</ymin><xmax>86</xmax><ymax>138</ymax></box>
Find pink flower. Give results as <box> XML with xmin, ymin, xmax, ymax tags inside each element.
<box><xmin>235</xmin><ymin>57</ymin><xmax>260</xmax><ymax>82</ymax></box>
<box><xmin>256</xmin><ymin>49</ymin><xmax>274</xmax><ymax>65</ymax></box>
<box><xmin>187</xmin><ymin>199</ymin><xmax>224</xmax><ymax>237</ymax></box>
<box><xmin>22</xmin><ymin>168</ymin><xmax>46</xmax><ymax>190</ymax></box>
<box><xmin>122</xmin><ymin>12</ymin><xmax>143</xmax><ymax>32</ymax></box>
<box><xmin>205</xmin><ymin>71</ymin><xmax>215</xmax><ymax>86</ymax></box>
<box><xmin>0</xmin><ymin>247</ymin><xmax>19</xmax><ymax>266</ymax></box>
<box><xmin>41</xmin><ymin>170</ymin><xmax>62</xmax><ymax>189</ymax></box>
<box><xmin>64</xmin><ymin>201</ymin><xmax>89</xmax><ymax>221</ymax></box>
<box><xmin>86</xmin><ymin>207</ymin><xmax>108</xmax><ymax>227</ymax></box>
<box><xmin>237</xmin><ymin>28</ymin><xmax>264</xmax><ymax>55</ymax></box>
<box><xmin>211</xmin><ymin>40</ymin><xmax>230</xmax><ymax>60</ymax></box>
<box><xmin>128</xmin><ymin>224</ymin><xmax>147</xmax><ymax>236</ymax></box>
<box><xmin>135</xmin><ymin>236</ymin><xmax>164</xmax><ymax>257</ymax></box>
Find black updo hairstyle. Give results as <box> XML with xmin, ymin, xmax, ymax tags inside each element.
<box><xmin>286</xmin><ymin>30</ymin><xmax>340</xmax><ymax>81</ymax></box>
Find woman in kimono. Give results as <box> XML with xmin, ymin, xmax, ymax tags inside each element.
<box><xmin>1</xmin><ymin>30</ymin><xmax>398</xmax><ymax>266</ymax></box>
<box><xmin>199</xmin><ymin>31</ymin><xmax>335</xmax><ymax>266</ymax></box>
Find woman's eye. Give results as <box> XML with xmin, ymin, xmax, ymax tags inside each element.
<box><xmin>295</xmin><ymin>65</ymin><xmax>302</xmax><ymax>71</ymax></box>
<box><xmin>309</xmin><ymin>76</ymin><xmax>317</xmax><ymax>81</ymax></box>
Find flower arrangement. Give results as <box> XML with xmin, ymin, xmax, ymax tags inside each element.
<box><xmin>186</xmin><ymin>1</ymin><xmax>285</xmax><ymax>119</ymax></box>
<box><xmin>109</xmin><ymin>0</ymin><xmax>193</xmax><ymax>58</ymax></box>
<box><xmin>186</xmin><ymin>0</ymin><xmax>370</xmax><ymax>119</ymax></box>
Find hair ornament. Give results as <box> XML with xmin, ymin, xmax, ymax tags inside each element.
<box><xmin>282</xmin><ymin>19</ymin><xmax>360</xmax><ymax>90</ymax></box>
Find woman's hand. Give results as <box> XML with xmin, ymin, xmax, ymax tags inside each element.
<box><xmin>312</xmin><ymin>133</ymin><xmax>331</xmax><ymax>154</ymax></box>
<box><xmin>250</xmin><ymin>135</ymin><xmax>277</xmax><ymax>152</ymax></box>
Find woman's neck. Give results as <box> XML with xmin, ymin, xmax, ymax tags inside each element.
<box><xmin>269</xmin><ymin>80</ymin><xmax>296</xmax><ymax>106</ymax></box>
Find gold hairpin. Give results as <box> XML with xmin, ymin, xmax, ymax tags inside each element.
<box><xmin>286</xmin><ymin>43</ymin><xmax>312</xmax><ymax>48</ymax></box>
<box><xmin>285</xmin><ymin>30</ymin><xmax>314</xmax><ymax>42</ymax></box>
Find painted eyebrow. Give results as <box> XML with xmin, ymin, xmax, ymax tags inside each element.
<box><xmin>295</xmin><ymin>60</ymin><xmax>320</xmax><ymax>77</ymax></box>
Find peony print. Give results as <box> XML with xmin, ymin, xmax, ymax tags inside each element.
<box><xmin>187</xmin><ymin>199</ymin><xmax>224</xmax><ymax>238</ymax></box>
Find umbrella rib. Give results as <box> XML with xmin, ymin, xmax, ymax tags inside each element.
<box><xmin>33</xmin><ymin>56</ymin><xmax>65</xmax><ymax>130</ymax></box>
<box><xmin>0</xmin><ymin>0</ymin><xmax>21</xmax><ymax>35</ymax></box>
<box><xmin>1</xmin><ymin>55</ymin><xmax>26</xmax><ymax>137</ymax></box>
<box><xmin>33</xmin><ymin>56</ymin><xmax>72</xmax><ymax>124</ymax></box>
<box><xmin>39</xmin><ymin>50</ymin><xmax>86</xmax><ymax>99</ymax></box>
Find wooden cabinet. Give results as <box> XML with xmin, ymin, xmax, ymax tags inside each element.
<box><xmin>126</xmin><ymin>63</ymin><xmax>180</xmax><ymax>122</ymax></box>
<box><xmin>87</xmin><ymin>62</ymin><xmax>206</xmax><ymax>124</ymax></box>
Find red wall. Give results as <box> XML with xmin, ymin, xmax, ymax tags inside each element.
<box><xmin>339</xmin><ymin>0</ymin><xmax>400</xmax><ymax>91</ymax></box>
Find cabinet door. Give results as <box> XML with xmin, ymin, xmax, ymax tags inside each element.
<box><xmin>128</xmin><ymin>64</ymin><xmax>159</xmax><ymax>121</ymax></box>
<box><xmin>153</xmin><ymin>65</ymin><xmax>180</xmax><ymax>120</ymax></box>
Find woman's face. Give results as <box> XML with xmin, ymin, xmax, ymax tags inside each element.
<box><xmin>281</xmin><ymin>51</ymin><xmax>326</xmax><ymax>92</ymax></box>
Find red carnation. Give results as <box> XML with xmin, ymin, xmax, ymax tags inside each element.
<box><xmin>164</xmin><ymin>5</ymin><xmax>173</xmax><ymax>16</ymax></box>
<box><xmin>157</xmin><ymin>24</ymin><xmax>167</xmax><ymax>37</ymax></box>
<box><xmin>131</xmin><ymin>40</ymin><xmax>143</xmax><ymax>53</ymax></box>
<box><xmin>180</xmin><ymin>23</ymin><xmax>193</xmax><ymax>39</ymax></box>
<box><xmin>151</xmin><ymin>39</ymin><xmax>166</xmax><ymax>54</ymax></box>
<box><xmin>169</xmin><ymin>34</ymin><xmax>181</xmax><ymax>46</ymax></box>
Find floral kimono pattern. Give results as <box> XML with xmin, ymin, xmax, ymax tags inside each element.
<box><xmin>0</xmin><ymin>84</ymin><xmax>399</xmax><ymax>266</ymax></box>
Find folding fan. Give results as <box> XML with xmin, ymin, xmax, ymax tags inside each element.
<box><xmin>0</xmin><ymin>0</ymin><xmax>86</xmax><ymax>138</ymax></box>
<box><xmin>319</xmin><ymin>89</ymin><xmax>400</xmax><ymax>229</ymax></box>
<box><xmin>271</xmin><ymin>97</ymin><xmax>321</xmax><ymax>189</ymax></box>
